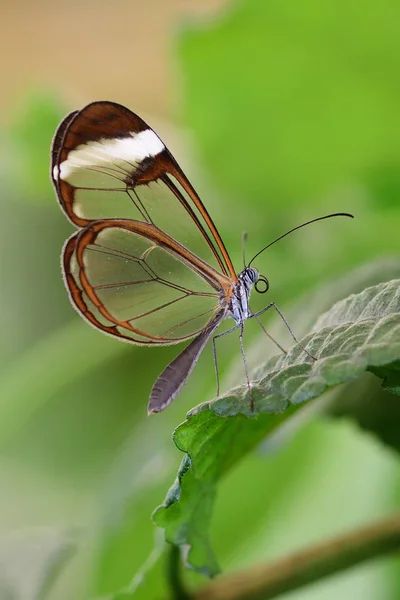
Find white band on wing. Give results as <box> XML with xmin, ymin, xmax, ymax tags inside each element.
<box><xmin>55</xmin><ymin>129</ymin><xmax>165</xmax><ymax>181</ymax></box>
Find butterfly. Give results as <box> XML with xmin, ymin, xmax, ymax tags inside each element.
<box><xmin>51</xmin><ymin>101</ymin><xmax>353</xmax><ymax>413</ymax></box>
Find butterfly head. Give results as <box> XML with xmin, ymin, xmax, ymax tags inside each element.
<box><xmin>239</xmin><ymin>266</ymin><xmax>270</xmax><ymax>295</ymax></box>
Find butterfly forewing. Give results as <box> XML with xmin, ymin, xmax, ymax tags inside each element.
<box><xmin>52</xmin><ymin>101</ymin><xmax>236</xmax><ymax>280</ymax></box>
<box><xmin>65</xmin><ymin>220</ymin><xmax>226</xmax><ymax>345</ymax></box>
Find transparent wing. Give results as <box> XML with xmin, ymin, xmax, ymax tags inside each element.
<box><xmin>63</xmin><ymin>220</ymin><xmax>227</xmax><ymax>345</ymax></box>
<box><xmin>52</xmin><ymin>101</ymin><xmax>236</xmax><ymax>280</ymax></box>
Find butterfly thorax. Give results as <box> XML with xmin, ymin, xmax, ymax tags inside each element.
<box><xmin>227</xmin><ymin>267</ymin><xmax>259</xmax><ymax>324</ymax></box>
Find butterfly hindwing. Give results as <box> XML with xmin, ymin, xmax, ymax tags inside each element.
<box><xmin>64</xmin><ymin>219</ymin><xmax>227</xmax><ymax>345</ymax></box>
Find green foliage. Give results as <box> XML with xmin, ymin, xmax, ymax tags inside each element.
<box><xmin>6</xmin><ymin>91</ymin><xmax>66</xmax><ymax>201</ymax></box>
<box><xmin>154</xmin><ymin>279</ymin><xmax>400</xmax><ymax>575</ymax></box>
<box><xmin>179</xmin><ymin>0</ymin><xmax>400</xmax><ymax>210</ymax></box>
<box><xmin>0</xmin><ymin>320</ymin><xmax>127</xmax><ymax>445</ymax></box>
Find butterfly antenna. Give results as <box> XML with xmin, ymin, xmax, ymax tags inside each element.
<box><xmin>241</xmin><ymin>231</ymin><xmax>248</xmax><ymax>269</ymax></box>
<box><xmin>248</xmin><ymin>212</ymin><xmax>354</xmax><ymax>267</ymax></box>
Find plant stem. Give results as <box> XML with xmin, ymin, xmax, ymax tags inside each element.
<box><xmin>167</xmin><ymin>543</ymin><xmax>190</xmax><ymax>600</ymax></box>
<box><xmin>192</xmin><ymin>513</ymin><xmax>400</xmax><ymax>600</ymax></box>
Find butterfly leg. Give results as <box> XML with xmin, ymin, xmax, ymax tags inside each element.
<box><xmin>212</xmin><ymin>321</ymin><xmax>253</xmax><ymax>409</ymax></box>
<box><xmin>250</xmin><ymin>309</ymin><xmax>287</xmax><ymax>354</ymax></box>
<box><xmin>212</xmin><ymin>322</ymin><xmax>243</xmax><ymax>396</ymax></box>
<box><xmin>238</xmin><ymin>321</ymin><xmax>254</xmax><ymax>411</ymax></box>
<box><xmin>250</xmin><ymin>302</ymin><xmax>316</xmax><ymax>361</ymax></box>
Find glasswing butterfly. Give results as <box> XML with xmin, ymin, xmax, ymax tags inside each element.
<box><xmin>51</xmin><ymin>101</ymin><xmax>353</xmax><ymax>413</ymax></box>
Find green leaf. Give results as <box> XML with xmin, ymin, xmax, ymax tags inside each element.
<box><xmin>153</xmin><ymin>409</ymin><xmax>294</xmax><ymax>577</ymax></box>
<box><xmin>153</xmin><ymin>279</ymin><xmax>400</xmax><ymax>576</ymax></box>
<box><xmin>0</xmin><ymin>528</ymin><xmax>75</xmax><ymax>600</ymax></box>
<box><xmin>369</xmin><ymin>361</ymin><xmax>400</xmax><ymax>395</ymax></box>
<box><xmin>329</xmin><ymin>372</ymin><xmax>400</xmax><ymax>455</ymax></box>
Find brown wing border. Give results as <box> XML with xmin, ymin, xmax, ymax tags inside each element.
<box><xmin>62</xmin><ymin>219</ymin><xmax>233</xmax><ymax>346</ymax></box>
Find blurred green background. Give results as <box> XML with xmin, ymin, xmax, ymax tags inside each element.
<box><xmin>0</xmin><ymin>0</ymin><xmax>399</xmax><ymax>598</ymax></box>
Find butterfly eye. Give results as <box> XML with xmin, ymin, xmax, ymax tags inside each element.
<box><xmin>255</xmin><ymin>275</ymin><xmax>269</xmax><ymax>294</ymax></box>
